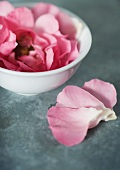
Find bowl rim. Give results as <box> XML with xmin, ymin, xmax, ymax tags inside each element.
<box><xmin>0</xmin><ymin>2</ymin><xmax>92</xmax><ymax>77</ymax></box>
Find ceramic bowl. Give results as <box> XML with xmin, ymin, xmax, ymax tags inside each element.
<box><xmin>0</xmin><ymin>2</ymin><xmax>92</xmax><ymax>96</ymax></box>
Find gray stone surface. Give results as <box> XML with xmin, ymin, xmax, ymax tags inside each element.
<box><xmin>0</xmin><ymin>0</ymin><xmax>120</xmax><ymax>170</ymax></box>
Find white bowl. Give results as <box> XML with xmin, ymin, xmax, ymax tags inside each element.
<box><xmin>0</xmin><ymin>3</ymin><xmax>92</xmax><ymax>96</ymax></box>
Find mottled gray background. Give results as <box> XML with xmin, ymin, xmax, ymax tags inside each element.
<box><xmin>0</xmin><ymin>0</ymin><xmax>120</xmax><ymax>170</ymax></box>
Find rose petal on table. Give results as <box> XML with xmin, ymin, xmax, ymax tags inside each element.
<box><xmin>82</xmin><ymin>79</ymin><xmax>117</xmax><ymax>109</ymax></box>
<box><xmin>35</xmin><ymin>14</ymin><xmax>59</xmax><ymax>34</ymax></box>
<box><xmin>88</xmin><ymin>108</ymin><xmax>117</xmax><ymax>129</ymax></box>
<box><xmin>57</xmin><ymin>86</ymin><xmax>105</xmax><ymax>109</ymax></box>
<box><xmin>90</xmin><ymin>107</ymin><xmax>117</xmax><ymax>129</ymax></box>
<box><xmin>47</xmin><ymin>106</ymin><xmax>103</xmax><ymax>146</ymax></box>
<box><xmin>7</xmin><ymin>7</ymin><xmax>34</xmax><ymax>28</ymax></box>
<box><xmin>32</xmin><ymin>2</ymin><xmax>60</xmax><ymax>20</ymax></box>
<box><xmin>0</xmin><ymin>1</ymin><xmax>14</xmax><ymax>16</ymax></box>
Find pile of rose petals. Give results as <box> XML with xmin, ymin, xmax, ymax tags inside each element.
<box><xmin>0</xmin><ymin>1</ymin><xmax>82</xmax><ymax>72</ymax></box>
<box><xmin>47</xmin><ymin>79</ymin><xmax>117</xmax><ymax>146</ymax></box>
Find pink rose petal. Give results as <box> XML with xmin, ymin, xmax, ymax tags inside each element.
<box><xmin>32</xmin><ymin>2</ymin><xmax>59</xmax><ymax>20</ymax></box>
<box><xmin>31</xmin><ymin>62</ymin><xmax>46</xmax><ymax>72</ymax></box>
<box><xmin>34</xmin><ymin>35</ymin><xmax>49</xmax><ymax>48</ymax></box>
<box><xmin>0</xmin><ymin>41</ymin><xmax>16</xmax><ymax>56</ymax></box>
<box><xmin>7</xmin><ymin>7</ymin><xmax>34</xmax><ymax>28</ymax></box>
<box><xmin>47</xmin><ymin>106</ymin><xmax>103</xmax><ymax>146</ymax></box>
<box><xmin>18</xmin><ymin>54</ymin><xmax>45</xmax><ymax>72</ymax></box>
<box><xmin>0</xmin><ymin>60</ymin><xmax>6</xmax><ymax>68</ymax></box>
<box><xmin>4</xmin><ymin>17</ymin><xmax>20</xmax><ymax>31</ymax></box>
<box><xmin>0</xmin><ymin>20</ymin><xmax>17</xmax><ymax>59</ymax></box>
<box><xmin>35</xmin><ymin>14</ymin><xmax>59</xmax><ymax>34</ymax></box>
<box><xmin>57</xmin><ymin>12</ymin><xmax>77</xmax><ymax>39</ymax></box>
<box><xmin>8</xmin><ymin>30</ymin><xmax>16</xmax><ymax>41</ymax></box>
<box><xmin>47</xmin><ymin>80</ymin><xmax>117</xmax><ymax>146</ymax></box>
<box><xmin>45</xmin><ymin>47</ymin><xmax>54</xmax><ymax>70</ymax></box>
<box><xmin>7</xmin><ymin>52</ymin><xmax>18</xmax><ymax>65</ymax></box>
<box><xmin>50</xmin><ymin>45</ymin><xmax>61</xmax><ymax>70</ymax></box>
<box><xmin>32</xmin><ymin>45</ymin><xmax>45</xmax><ymax>62</ymax></box>
<box><xmin>67</xmin><ymin>40</ymin><xmax>79</xmax><ymax>62</ymax></box>
<box><xmin>83</xmin><ymin>79</ymin><xmax>117</xmax><ymax>109</ymax></box>
<box><xmin>0</xmin><ymin>31</ymin><xmax>17</xmax><ymax>56</ymax></box>
<box><xmin>18</xmin><ymin>55</ymin><xmax>38</xmax><ymax>67</ymax></box>
<box><xmin>56</xmin><ymin>37</ymin><xmax>71</xmax><ymax>57</ymax></box>
<box><xmin>17</xmin><ymin>61</ymin><xmax>34</xmax><ymax>72</ymax></box>
<box><xmin>0</xmin><ymin>17</ymin><xmax>9</xmax><ymax>44</ymax></box>
<box><xmin>60</xmin><ymin>40</ymin><xmax>79</xmax><ymax>66</ymax></box>
<box><xmin>0</xmin><ymin>57</ymin><xmax>18</xmax><ymax>70</ymax></box>
<box><xmin>47</xmin><ymin>37</ymin><xmax>72</xmax><ymax>70</ymax></box>
<box><xmin>0</xmin><ymin>1</ymin><xmax>14</xmax><ymax>16</ymax></box>
<box><xmin>32</xmin><ymin>2</ymin><xmax>78</xmax><ymax>39</ymax></box>
<box><xmin>41</xmin><ymin>33</ymin><xmax>57</xmax><ymax>45</ymax></box>
<box><xmin>57</xmin><ymin>85</ymin><xmax>105</xmax><ymax>109</ymax></box>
